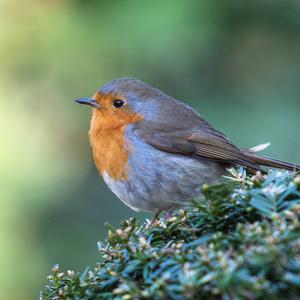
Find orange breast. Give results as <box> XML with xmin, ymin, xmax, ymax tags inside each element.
<box><xmin>89</xmin><ymin>105</ymin><xmax>143</xmax><ymax>180</ymax></box>
<box><xmin>90</xmin><ymin>126</ymin><xmax>130</xmax><ymax>180</ymax></box>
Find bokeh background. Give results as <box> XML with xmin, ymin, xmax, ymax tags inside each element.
<box><xmin>1</xmin><ymin>0</ymin><xmax>300</xmax><ymax>299</ymax></box>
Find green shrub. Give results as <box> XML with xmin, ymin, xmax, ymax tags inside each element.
<box><xmin>42</xmin><ymin>169</ymin><xmax>300</xmax><ymax>300</ymax></box>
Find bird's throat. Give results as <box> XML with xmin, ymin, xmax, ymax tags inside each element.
<box><xmin>89</xmin><ymin>115</ymin><xmax>130</xmax><ymax>181</ymax></box>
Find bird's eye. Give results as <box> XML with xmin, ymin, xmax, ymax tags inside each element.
<box><xmin>113</xmin><ymin>99</ymin><xmax>125</xmax><ymax>108</ymax></box>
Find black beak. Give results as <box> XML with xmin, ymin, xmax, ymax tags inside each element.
<box><xmin>75</xmin><ymin>97</ymin><xmax>100</xmax><ymax>108</ymax></box>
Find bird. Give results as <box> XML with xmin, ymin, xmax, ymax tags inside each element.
<box><xmin>76</xmin><ymin>77</ymin><xmax>300</xmax><ymax>219</ymax></box>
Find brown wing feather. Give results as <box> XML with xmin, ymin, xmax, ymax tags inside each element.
<box><xmin>189</xmin><ymin>130</ymin><xmax>260</xmax><ymax>169</ymax></box>
<box><xmin>132</xmin><ymin>91</ymin><xmax>298</xmax><ymax>171</ymax></box>
<box><xmin>134</xmin><ymin>119</ymin><xmax>260</xmax><ymax>170</ymax></box>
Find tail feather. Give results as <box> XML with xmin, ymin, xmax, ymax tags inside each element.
<box><xmin>242</xmin><ymin>150</ymin><xmax>300</xmax><ymax>172</ymax></box>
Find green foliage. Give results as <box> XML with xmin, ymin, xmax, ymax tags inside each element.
<box><xmin>42</xmin><ymin>169</ymin><xmax>300</xmax><ymax>299</ymax></box>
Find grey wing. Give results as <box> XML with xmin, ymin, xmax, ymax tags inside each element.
<box><xmin>134</xmin><ymin>118</ymin><xmax>260</xmax><ymax>170</ymax></box>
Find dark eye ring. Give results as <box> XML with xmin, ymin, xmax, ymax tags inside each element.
<box><xmin>113</xmin><ymin>99</ymin><xmax>125</xmax><ymax>108</ymax></box>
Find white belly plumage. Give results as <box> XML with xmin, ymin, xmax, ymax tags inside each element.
<box><xmin>102</xmin><ymin>128</ymin><xmax>224</xmax><ymax>212</ymax></box>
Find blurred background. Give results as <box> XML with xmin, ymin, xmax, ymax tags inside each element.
<box><xmin>1</xmin><ymin>0</ymin><xmax>300</xmax><ymax>299</ymax></box>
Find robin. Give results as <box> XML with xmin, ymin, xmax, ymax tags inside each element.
<box><xmin>76</xmin><ymin>77</ymin><xmax>299</xmax><ymax>219</ymax></box>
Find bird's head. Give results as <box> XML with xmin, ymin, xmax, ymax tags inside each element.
<box><xmin>75</xmin><ymin>77</ymin><xmax>167</xmax><ymax>130</ymax></box>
